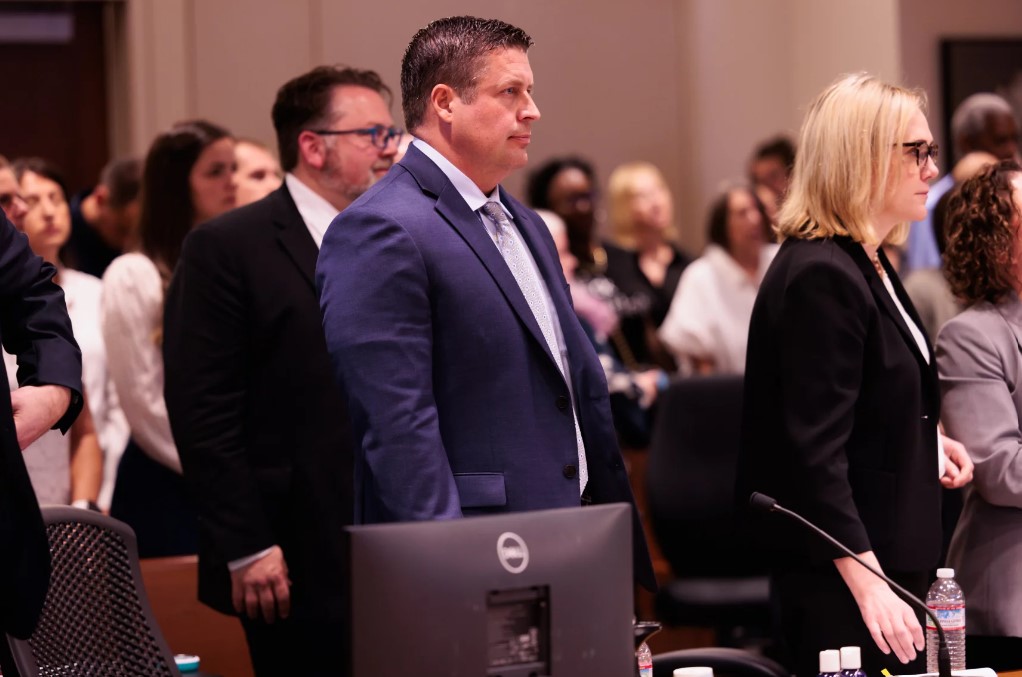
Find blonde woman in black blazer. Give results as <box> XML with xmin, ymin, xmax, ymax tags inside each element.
<box><xmin>737</xmin><ymin>73</ymin><xmax>973</xmax><ymax>677</ymax></box>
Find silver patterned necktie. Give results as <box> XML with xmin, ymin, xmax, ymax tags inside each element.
<box><xmin>480</xmin><ymin>201</ymin><xmax>588</xmax><ymax>493</ymax></box>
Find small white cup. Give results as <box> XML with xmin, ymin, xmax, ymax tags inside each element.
<box><xmin>674</xmin><ymin>668</ymin><xmax>714</xmax><ymax>677</ymax></box>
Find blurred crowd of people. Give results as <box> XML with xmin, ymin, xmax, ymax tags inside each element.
<box><xmin>2</xmin><ymin>83</ymin><xmax>1019</xmax><ymax>519</ymax></box>
<box><xmin>1</xmin><ymin>39</ymin><xmax>1021</xmax><ymax>673</ymax></box>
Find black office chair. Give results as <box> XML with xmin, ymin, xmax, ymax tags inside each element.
<box><xmin>646</xmin><ymin>376</ymin><xmax>772</xmax><ymax>647</ymax></box>
<box><xmin>2</xmin><ymin>507</ymin><xmax>180</xmax><ymax>676</ymax></box>
<box><xmin>653</xmin><ymin>647</ymin><xmax>789</xmax><ymax>677</ymax></box>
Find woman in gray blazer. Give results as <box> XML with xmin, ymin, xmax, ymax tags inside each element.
<box><xmin>937</xmin><ymin>158</ymin><xmax>1022</xmax><ymax>669</ymax></box>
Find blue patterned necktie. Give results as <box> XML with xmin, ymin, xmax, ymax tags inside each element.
<box><xmin>480</xmin><ymin>201</ymin><xmax>588</xmax><ymax>493</ymax></box>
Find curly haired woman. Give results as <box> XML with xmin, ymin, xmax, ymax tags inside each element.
<box><xmin>937</xmin><ymin>159</ymin><xmax>1022</xmax><ymax>669</ymax></box>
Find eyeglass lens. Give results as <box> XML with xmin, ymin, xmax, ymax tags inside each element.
<box><xmin>907</xmin><ymin>142</ymin><xmax>938</xmax><ymax>166</ymax></box>
<box><xmin>370</xmin><ymin>126</ymin><xmax>401</xmax><ymax>149</ymax></box>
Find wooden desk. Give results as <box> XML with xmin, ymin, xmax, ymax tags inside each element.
<box><xmin>140</xmin><ymin>556</ymin><xmax>254</xmax><ymax>677</ymax></box>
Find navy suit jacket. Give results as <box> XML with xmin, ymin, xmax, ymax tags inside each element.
<box><xmin>317</xmin><ymin>145</ymin><xmax>654</xmax><ymax>590</ymax></box>
<box><xmin>0</xmin><ymin>213</ymin><xmax>82</xmax><ymax>638</ymax></box>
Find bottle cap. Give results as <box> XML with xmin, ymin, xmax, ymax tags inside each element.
<box><xmin>819</xmin><ymin>649</ymin><xmax>840</xmax><ymax>673</ymax></box>
<box><xmin>937</xmin><ymin>567</ymin><xmax>955</xmax><ymax>579</ymax></box>
<box><xmin>839</xmin><ymin>646</ymin><xmax>861</xmax><ymax>669</ymax></box>
<box><xmin>674</xmin><ymin>668</ymin><xmax>713</xmax><ymax>677</ymax></box>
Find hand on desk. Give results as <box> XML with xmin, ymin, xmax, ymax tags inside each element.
<box><xmin>835</xmin><ymin>553</ymin><xmax>923</xmax><ymax>664</ymax></box>
<box><xmin>231</xmin><ymin>545</ymin><xmax>291</xmax><ymax>623</ymax></box>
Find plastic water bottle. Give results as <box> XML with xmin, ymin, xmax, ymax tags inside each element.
<box><xmin>819</xmin><ymin>649</ymin><xmax>841</xmax><ymax>677</ymax></box>
<box><xmin>839</xmin><ymin>646</ymin><xmax>866</xmax><ymax>677</ymax></box>
<box><xmin>636</xmin><ymin>640</ymin><xmax>652</xmax><ymax>677</ymax></box>
<box><xmin>926</xmin><ymin>567</ymin><xmax>966</xmax><ymax>672</ymax></box>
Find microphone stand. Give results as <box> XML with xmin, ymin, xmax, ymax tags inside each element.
<box><xmin>749</xmin><ymin>492</ymin><xmax>952</xmax><ymax>677</ymax></box>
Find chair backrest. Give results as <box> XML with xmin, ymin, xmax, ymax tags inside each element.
<box><xmin>652</xmin><ymin>647</ymin><xmax>789</xmax><ymax>677</ymax></box>
<box><xmin>5</xmin><ymin>507</ymin><xmax>180</xmax><ymax>676</ymax></box>
<box><xmin>646</xmin><ymin>376</ymin><xmax>762</xmax><ymax>578</ymax></box>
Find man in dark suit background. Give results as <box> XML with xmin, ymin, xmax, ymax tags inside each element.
<box><xmin>162</xmin><ymin>66</ymin><xmax>398</xmax><ymax>675</ymax></box>
<box><xmin>0</xmin><ymin>179</ymin><xmax>83</xmax><ymax>654</ymax></box>
<box><xmin>317</xmin><ymin>16</ymin><xmax>654</xmax><ymax>591</ymax></box>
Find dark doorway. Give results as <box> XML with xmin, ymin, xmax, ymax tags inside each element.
<box><xmin>0</xmin><ymin>2</ymin><xmax>110</xmax><ymax>193</ymax></box>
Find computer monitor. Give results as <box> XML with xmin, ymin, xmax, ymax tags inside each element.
<box><xmin>346</xmin><ymin>503</ymin><xmax>635</xmax><ymax>677</ymax></box>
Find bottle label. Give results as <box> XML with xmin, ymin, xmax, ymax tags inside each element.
<box><xmin>925</xmin><ymin>604</ymin><xmax>965</xmax><ymax>631</ymax></box>
<box><xmin>639</xmin><ymin>668</ymin><xmax>653</xmax><ymax>677</ymax></box>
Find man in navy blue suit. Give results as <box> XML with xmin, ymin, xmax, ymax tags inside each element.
<box><xmin>317</xmin><ymin>16</ymin><xmax>654</xmax><ymax>589</ymax></box>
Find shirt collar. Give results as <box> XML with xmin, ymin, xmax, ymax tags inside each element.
<box><xmin>284</xmin><ymin>173</ymin><xmax>340</xmax><ymax>249</ymax></box>
<box><xmin>411</xmin><ymin>138</ymin><xmax>510</xmax><ymax>220</ymax></box>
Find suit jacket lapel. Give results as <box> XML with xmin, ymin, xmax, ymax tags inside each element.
<box><xmin>836</xmin><ymin>237</ymin><xmax>939</xmax><ymax>403</ymax></box>
<box><xmin>402</xmin><ymin>147</ymin><xmax>561</xmax><ymax>372</ymax></box>
<box><xmin>506</xmin><ymin>194</ymin><xmax>596</xmax><ymax>399</ymax></box>
<box><xmin>271</xmin><ymin>184</ymin><xmax>320</xmax><ymax>291</ymax></box>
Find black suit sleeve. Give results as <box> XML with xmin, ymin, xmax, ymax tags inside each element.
<box><xmin>776</xmin><ymin>259</ymin><xmax>873</xmax><ymax>560</ymax></box>
<box><xmin>0</xmin><ymin>214</ymin><xmax>82</xmax><ymax>430</ymax></box>
<box><xmin>164</xmin><ymin>226</ymin><xmax>274</xmax><ymax>561</ymax></box>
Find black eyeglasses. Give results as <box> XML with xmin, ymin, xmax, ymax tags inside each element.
<box><xmin>0</xmin><ymin>192</ymin><xmax>22</xmax><ymax>211</ymax></box>
<box><xmin>902</xmin><ymin>141</ymin><xmax>939</xmax><ymax>167</ymax></box>
<box><xmin>309</xmin><ymin>125</ymin><xmax>403</xmax><ymax>150</ymax></box>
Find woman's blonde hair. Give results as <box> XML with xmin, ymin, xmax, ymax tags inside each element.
<box><xmin>777</xmin><ymin>72</ymin><xmax>927</xmax><ymax>246</ymax></box>
<box><xmin>607</xmin><ymin>161</ymin><xmax>678</xmax><ymax>248</ymax></box>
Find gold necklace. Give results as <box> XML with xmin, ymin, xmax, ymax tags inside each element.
<box><xmin>870</xmin><ymin>251</ymin><xmax>885</xmax><ymax>278</ymax></box>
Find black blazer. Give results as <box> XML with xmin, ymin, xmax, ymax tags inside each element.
<box><xmin>0</xmin><ymin>214</ymin><xmax>82</xmax><ymax>638</ymax></box>
<box><xmin>737</xmin><ymin>236</ymin><xmax>942</xmax><ymax>573</ymax></box>
<box><xmin>164</xmin><ymin>185</ymin><xmax>353</xmax><ymax>621</ymax></box>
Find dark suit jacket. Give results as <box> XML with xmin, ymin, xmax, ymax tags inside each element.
<box><xmin>0</xmin><ymin>214</ymin><xmax>82</xmax><ymax>638</ymax></box>
<box><xmin>738</xmin><ymin>236</ymin><xmax>942</xmax><ymax>573</ymax></box>
<box><xmin>164</xmin><ymin>185</ymin><xmax>353</xmax><ymax>621</ymax></box>
<box><xmin>317</xmin><ymin>145</ymin><xmax>655</xmax><ymax>590</ymax></box>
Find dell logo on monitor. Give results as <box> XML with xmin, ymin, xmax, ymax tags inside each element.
<box><xmin>496</xmin><ymin>532</ymin><xmax>529</xmax><ymax>574</ymax></box>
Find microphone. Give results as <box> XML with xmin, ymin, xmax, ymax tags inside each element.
<box><xmin>748</xmin><ymin>492</ymin><xmax>951</xmax><ymax>677</ymax></box>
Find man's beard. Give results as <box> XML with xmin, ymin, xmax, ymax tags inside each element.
<box><xmin>323</xmin><ymin>159</ymin><xmax>390</xmax><ymax>204</ymax></box>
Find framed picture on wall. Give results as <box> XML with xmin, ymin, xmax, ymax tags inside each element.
<box><xmin>940</xmin><ymin>38</ymin><xmax>1022</xmax><ymax>162</ymax></box>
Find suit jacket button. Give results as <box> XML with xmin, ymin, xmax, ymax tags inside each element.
<box><xmin>563</xmin><ymin>464</ymin><xmax>577</xmax><ymax>479</ymax></box>
<box><xmin>556</xmin><ymin>395</ymin><xmax>569</xmax><ymax>411</ymax></box>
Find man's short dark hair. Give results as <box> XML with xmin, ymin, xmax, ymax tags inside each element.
<box><xmin>751</xmin><ymin>136</ymin><xmax>796</xmax><ymax>171</ymax></box>
<box><xmin>400</xmin><ymin>16</ymin><xmax>533</xmax><ymax>132</ymax></box>
<box><xmin>99</xmin><ymin>157</ymin><xmax>142</xmax><ymax>210</ymax></box>
<box><xmin>271</xmin><ymin>66</ymin><xmax>391</xmax><ymax>172</ymax></box>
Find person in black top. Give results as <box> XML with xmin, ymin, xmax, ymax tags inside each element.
<box><xmin>605</xmin><ymin>161</ymin><xmax>692</xmax><ymax>371</ymax></box>
<box><xmin>66</xmin><ymin>157</ymin><xmax>141</xmax><ymax>278</ymax></box>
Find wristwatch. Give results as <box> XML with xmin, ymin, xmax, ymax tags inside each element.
<box><xmin>71</xmin><ymin>499</ymin><xmax>101</xmax><ymax>512</ymax></box>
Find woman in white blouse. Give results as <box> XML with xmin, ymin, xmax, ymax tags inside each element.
<box><xmin>6</xmin><ymin>157</ymin><xmax>120</xmax><ymax>509</ymax></box>
<box><xmin>102</xmin><ymin>120</ymin><xmax>236</xmax><ymax>555</ymax></box>
<box><xmin>658</xmin><ymin>184</ymin><xmax>777</xmax><ymax>374</ymax></box>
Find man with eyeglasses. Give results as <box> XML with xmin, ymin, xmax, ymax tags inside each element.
<box><xmin>162</xmin><ymin>65</ymin><xmax>398</xmax><ymax>675</ymax></box>
<box><xmin>0</xmin><ymin>155</ymin><xmax>28</xmax><ymax>224</ymax></box>
<box><xmin>903</xmin><ymin>92</ymin><xmax>1020</xmax><ymax>273</ymax></box>
<box><xmin>318</xmin><ymin>17</ymin><xmax>656</xmax><ymax>594</ymax></box>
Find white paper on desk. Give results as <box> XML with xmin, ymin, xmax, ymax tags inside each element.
<box><xmin>896</xmin><ymin>669</ymin><xmax>996</xmax><ymax>677</ymax></box>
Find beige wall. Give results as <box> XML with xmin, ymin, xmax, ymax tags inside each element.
<box><xmin>116</xmin><ymin>0</ymin><xmax>1015</xmax><ymax>250</ymax></box>
<box><xmin>899</xmin><ymin>0</ymin><xmax>1022</xmax><ymax>173</ymax></box>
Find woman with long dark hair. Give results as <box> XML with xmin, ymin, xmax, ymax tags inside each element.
<box><xmin>102</xmin><ymin>120</ymin><xmax>236</xmax><ymax>556</ymax></box>
<box><xmin>659</xmin><ymin>183</ymin><xmax>775</xmax><ymax>374</ymax></box>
